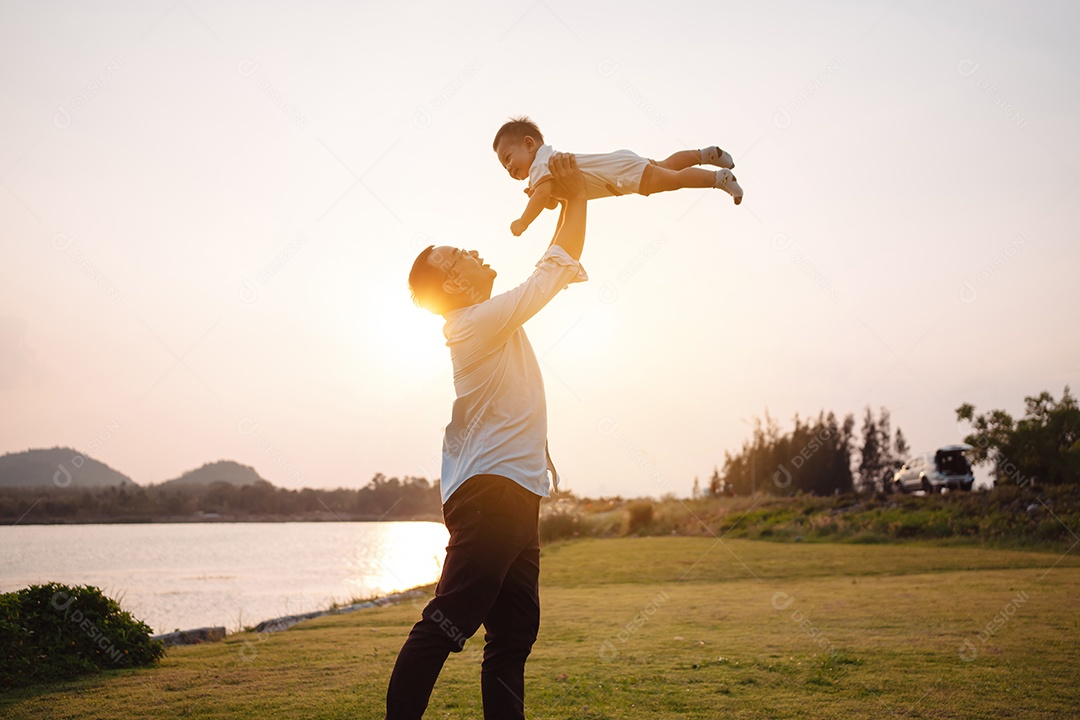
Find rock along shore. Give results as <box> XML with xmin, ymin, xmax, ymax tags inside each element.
<box><xmin>152</xmin><ymin>587</ymin><xmax>428</xmax><ymax>647</ymax></box>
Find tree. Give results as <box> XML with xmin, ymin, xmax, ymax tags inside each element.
<box><xmin>829</xmin><ymin>412</ymin><xmax>857</xmax><ymax>496</ymax></box>
<box><xmin>708</xmin><ymin>466</ymin><xmax>723</xmax><ymax>497</ymax></box>
<box><xmin>957</xmin><ymin>386</ymin><xmax>1080</xmax><ymax>486</ymax></box>
<box><xmin>876</xmin><ymin>407</ymin><xmax>895</xmax><ymax>494</ymax></box>
<box><xmin>858</xmin><ymin>407</ymin><xmax>882</xmax><ymax>493</ymax></box>
<box><xmin>894</xmin><ymin>427</ymin><xmax>910</xmax><ymax>461</ymax></box>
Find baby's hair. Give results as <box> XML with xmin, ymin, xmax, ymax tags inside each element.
<box><xmin>492</xmin><ymin>116</ymin><xmax>544</xmax><ymax>150</ymax></box>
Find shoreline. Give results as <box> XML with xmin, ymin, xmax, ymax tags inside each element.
<box><xmin>153</xmin><ymin>585</ymin><xmax>432</xmax><ymax>647</ymax></box>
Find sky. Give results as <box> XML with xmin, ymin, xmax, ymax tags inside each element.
<box><xmin>1</xmin><ymin>0</ymin><xmax>1078</xmax><ymax>498</ymax></box>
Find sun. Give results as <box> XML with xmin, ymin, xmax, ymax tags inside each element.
<box><xmin>359</xmin><ymin>289</ymin><xmax>447</xmax><ymax>379</ymax></box>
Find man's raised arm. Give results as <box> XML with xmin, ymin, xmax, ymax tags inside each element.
<box><xmin>547</xmin><ymin>153</ymin><xmax>587</xmax><ymax>261</ymax></box>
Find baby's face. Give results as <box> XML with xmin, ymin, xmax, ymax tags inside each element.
<box><xmin>494</xmin><ymin>135</ymin><xmax>538</xmax><ymax>182</ymax></box>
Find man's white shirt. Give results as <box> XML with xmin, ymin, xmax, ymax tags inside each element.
<box><xmin>439</xmin><ymin>245</ymin><xmax>587</xmax><ymax>503</ymax></box>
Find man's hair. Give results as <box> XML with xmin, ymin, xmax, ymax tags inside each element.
<box><xmin>492</xmin><ymin>115</ymin><xmax>544</xmax><ymax>151</ymax></box>
<box><xmin>409</xmin><ymin>245</ymin><xmax>451</xmax><ymax>315</ymax></box>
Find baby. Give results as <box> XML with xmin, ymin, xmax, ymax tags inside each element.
<box><xmin>493</xmin><ymin>116</ymin><xmax>743</xmax><ymax>236</ymax></box>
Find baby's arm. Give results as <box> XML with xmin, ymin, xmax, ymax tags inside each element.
<box><xmin>511</xmin><ymin>179</ymin><xmax>555</xmax><ymax>237</ymax></box>
<box><xmin>526</xmin><ymin>185</ymin><xmax>561</xmax><ymax>209</ymax></box>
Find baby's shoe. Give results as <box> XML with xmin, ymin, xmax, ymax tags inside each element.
<box><xmin>701</xmin><ymin>146</ymin><xmax>735</xmax><ymax>169</ymax></box>
<box><xmin>715</xmin><ymin>169</ymin><xmax>743</xmax><ymax>205</ymax></box>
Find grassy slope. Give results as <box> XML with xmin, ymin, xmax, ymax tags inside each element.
<box><xmin>3</xmin><ymin>538</ymin><xmax>1079</xmax><ymax>719</ymax></box>
<box><xmin>562</xmin><ymin>485</ymin><xmax>1080</xmax><ymax>548</ymax></box>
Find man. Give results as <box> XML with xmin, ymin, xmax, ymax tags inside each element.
<box><xmin>387</xmin><ymin>154</ymin><xmax>588</xmax><ymax>719</ymax></box>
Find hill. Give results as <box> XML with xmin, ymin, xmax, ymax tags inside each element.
<box><xmin>158</xmin><ymin>460</ymin><xmax>265</xmax><ymax>488</ymax></box>
<box><xmin>0</xmin><ymin>448</ymin><xmax>135</xmax><ymax>489</ymax></box>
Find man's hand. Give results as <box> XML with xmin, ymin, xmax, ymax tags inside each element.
<box><xmin>510</xmin><ymin>219</ymin><xmax>528</xmax><ymax>237</ymax></box>
<box><xmin>549</xmin><ymin>153</ymin><xmax>585</xmax><ymax>202</ymax></box>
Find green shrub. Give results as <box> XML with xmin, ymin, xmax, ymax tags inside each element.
<box><xmin>0</xmin><ymin>582</ymin><xmax>164</xmax><ymax>690</ymax></box>
<box><xmin>1035</xmin><ymin>518</ymin><xmax>1065</xmax><ymax>542</ymax></box>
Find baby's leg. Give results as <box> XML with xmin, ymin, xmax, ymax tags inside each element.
<box><xmin>655</xmin><ymin>150</ymin><xmax>701</xmax><ymax>171</ymax></box>
<box><xmin>656</xmin><ymin>147</ymin><xmax>735</xmax><ymax>170</ymax></box>
<box><xmin>646</xmin><ymin>166</ymin><xmax>743</xmax><ymax>204</ymax></box>
<box><xmin>647</xmin><ymin>166</ymin><xmax>715</xmax><ymax>192</ymax></box>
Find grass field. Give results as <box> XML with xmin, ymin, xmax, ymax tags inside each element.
<box><xmin>3</xmin><ymin>537</ymin><xmax>1079</xmax><ymax>719</ymax></box>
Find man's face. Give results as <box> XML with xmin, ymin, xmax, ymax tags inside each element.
<box><xmin>429</xmin><ymin>246</ymin><xmax>496</xmax><ymax>309</ymax></box>
<box><xmin>494</xmin><ymin>135</ymin><xmax>538</xmax><ymax>182</ymax></box>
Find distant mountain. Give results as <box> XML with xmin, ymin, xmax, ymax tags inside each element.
<box><xmin>0</xmin><ymin>448</ymin><xmax>137</xmax><ymax>488</ymax></box>
<box><xmin>160</xmin><ymin>461</ymin><xmax>266</xmax><ymax>488</ymax></box>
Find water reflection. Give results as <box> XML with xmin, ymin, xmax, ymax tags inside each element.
<box><xmin>344</xmin><ymin>521</ymin><xmax>446</xmax><ymax>600</ymax></box>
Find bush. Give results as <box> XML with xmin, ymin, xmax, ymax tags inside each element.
<box><xmin>540</xmin><ymin>502</ymin><xmax>584</xmax><ymax>544</ymax></box>
<box><xmin>0</xmin><ymin>582</ymin><xmax>164</xmax><ymax>690</ymax></box>
<box><xmin>623</xmin><ymin>500</ymin><xmax>654</xmax><ymax>535</ymax></box>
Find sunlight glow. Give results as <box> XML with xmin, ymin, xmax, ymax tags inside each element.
<box><xmin>345</xmin><ymin>521</ymin><xmax>448</xmax><ymax>597</ymax></box>
<box><xmin>358</xmin><ymin>284</ymin><xmax>447</xmax><ymax>380</ymax></box>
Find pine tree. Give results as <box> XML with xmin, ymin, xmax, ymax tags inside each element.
<box><xmin>708</xmin><ymin>466</ymin><xmax>723</xmax><ymax>497</ymax></box>
<box><xmin>858</xmin><ymin>407</ymin><xmax>882</xmax><ymax>494</ymax></box>
<box><xmin>877</xmin><ymin>407</ymin><xmax>894</xmax><ymax>494</ymax></box>
<box><xmin>895</xmin><ymin>427</ymin><xmax>910</xmax><ymax>461</ymax></box>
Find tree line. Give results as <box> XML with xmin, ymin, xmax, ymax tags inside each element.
<box><xmin>0</xmin><ymin>473</ymin><xmax>441</xmax><ymax>524</ymax></box>
<box><xmin>700</xmin><ymin>386</ymin><xmax>1078</xmax><ymax>498</ymax></box>
<box><xmin>699</xmin><ymin>407</ymin><xmax>907</xmax><ymax>498</ymax></box>
<box><xmin>5</xmin><ymin>387</ymin><xmax>1073</xmax><ymax>521</ymax></box>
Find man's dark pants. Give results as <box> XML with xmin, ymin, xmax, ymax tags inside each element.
<box><xmin>385</xmin><ymin>474</ymin><xmax>542</xmax><ymax>719</ymax></box>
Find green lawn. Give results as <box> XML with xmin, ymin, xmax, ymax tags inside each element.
<box><xmin>4</xmin><ymin>537</ymin><xmax>1079</xmax><ymax>719</ymax></box>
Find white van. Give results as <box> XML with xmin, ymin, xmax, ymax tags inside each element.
<box><xmin>893</xmin><ymin>444</ymin><xmax>975</xmax><ymax>493</ymax></box>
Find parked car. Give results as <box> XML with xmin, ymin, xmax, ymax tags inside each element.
<box><xmin>893</xmin><ymin>444</ymin><xmax>975</xmax><ymax>493</ymax></box>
